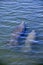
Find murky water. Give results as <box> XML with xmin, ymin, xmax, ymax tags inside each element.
<box><xmin>0</xmin><ymin>0</ymin><xmax>43</xmax><ymax>64</ymax></box>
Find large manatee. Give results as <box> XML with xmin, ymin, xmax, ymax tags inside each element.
<box><xmin>9</xmin><ymin>21</ymin><xmax>25</xmax><ymax>46</ymax></box>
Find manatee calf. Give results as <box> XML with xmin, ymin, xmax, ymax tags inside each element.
<box><xmin>22</xmin><ymin>30</ymin><xmax>36</xmax><ymax>52</ymax></box>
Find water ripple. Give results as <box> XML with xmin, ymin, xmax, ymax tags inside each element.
<box><xmin>0</xmin><ymin>0</ymin><xmax>43</xmax><ymax>64</ymax></box>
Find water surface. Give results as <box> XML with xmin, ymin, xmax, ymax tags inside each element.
<box><xmin>0</xmin><ymin>0</ymin><xmax>43</xmax><ymax>64</ymax></box>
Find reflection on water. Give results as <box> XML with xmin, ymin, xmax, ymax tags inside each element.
<box><xmin>0</xmin><ymin>0</ymin><xmax>43</xmax><ymax>64</ymax></box>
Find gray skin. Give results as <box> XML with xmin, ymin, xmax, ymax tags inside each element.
<box><xmin>9</xmin><ymin>21</ymin><xmax>25</xmax><ymax>46</ymax></box>
<box><xmin>22</xmin><ymin>30</ymin><xmax>36</xmax><ymax>52</ymax></box>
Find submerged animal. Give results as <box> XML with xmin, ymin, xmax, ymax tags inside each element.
<box><xmin>9</xmin><ymin>21</ymin><xmax>25</xmax><ymax>46</ymax></box>
<box><xmin>1</xmin><ymin>22</ymin><xmax>36</xmax><ymax>52</ymax></box>
<box><xmin>22</xmin><ymin>30</ymin><xmax>36</xmax><ymax>52</ymax></box>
